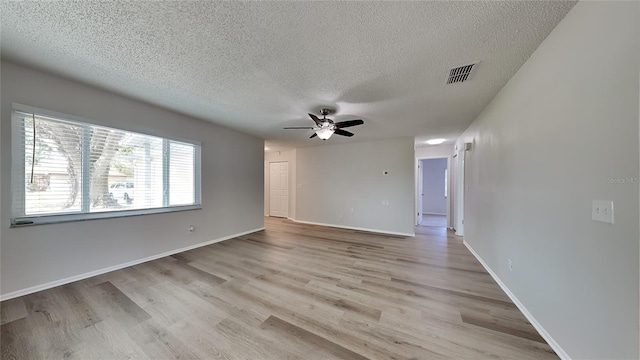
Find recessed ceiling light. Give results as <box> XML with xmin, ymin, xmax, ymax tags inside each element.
<box><xmin>426</xmin><ymin>138</ymin><xmax>446</xmax><ymax>145</ymax></box>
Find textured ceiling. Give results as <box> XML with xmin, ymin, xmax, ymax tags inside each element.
<box><xmin>1</xmin><ymin>1</ymin><xmax>576</xmax><ymax>150</ymax></box>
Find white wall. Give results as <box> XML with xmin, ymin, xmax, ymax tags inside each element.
<box><xmin>0</xmin><ymin>61</ymin><xmax>265</xmax><ymax>298</ymax></box>
<box><xmin>415</xmin><ymin>144</ymin><xmax>453</xmax><ymax>159</ymax></box>
<box><xmin>422</xmin><ymin>158</ymin><xmax>447</xmax><ymax>215</ymax></box>
<box><xmin>296</xmin><ymin>137</ymin><xmax>415</xmax><ymax>236</ymax></box>
<box><xmin>264</xmin><ymin>149</ymin><xmax>296</xmax><ymax>218</ymax></box>
<box><xmin>456</xmin><ymin>2</ymin><xmax>639</xmax><ymax>358</ymax></box>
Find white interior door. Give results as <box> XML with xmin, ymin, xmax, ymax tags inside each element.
<box><xmin>269</xmin><ymin>162</ymin><xmax>289</xmax><ymax>218</ymax></box>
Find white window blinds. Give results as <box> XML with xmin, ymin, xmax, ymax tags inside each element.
<box><xmin>11</xmin><ymin>105</ymin><xmax>201</xmax><ymax>225</ymax></box>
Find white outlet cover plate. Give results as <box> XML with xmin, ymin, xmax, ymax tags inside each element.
<box><xmin>592</xmin><ymin>200</ymin><xmax>614</xmax><ymax>224</ymax></box>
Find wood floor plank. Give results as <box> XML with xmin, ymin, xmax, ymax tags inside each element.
<box><xmin>143</xmin><ymin>257</ymin><xmax>228</xmax><ymax>285</ymax></box>
<box><xmin>186</xmin><ymin>279</ymin><xmax>271</xmax><ymax>328</ymax></box>
<box><xmin>56</xmin><ymin>283</ymin><xmax>103</xmax><ymax>329</ymax></box>
<box><xmin>247</xmin><ymin>298</ymin><xmax>406</xmax><ymax>360</ymax></box>
<box><xmin>82</xmin><ymin>281</ymin><xmax>151</xmax><ymax>328</ymax></box>
<box><xmin>144</xmin><ymin>280</ymin><xmax>227</xmax><ymax>328</ymax></box>
<box><xmin>74</xmin><ymin>318</ymin><xmax>151</xmax><ymax>360</ymax></box>
<box><xmin>168</xmin><ymin>319</ymin><xmax>235</xmax><ymax>360</ymax></box>
<box><xmin>214</xmin><ymin>318</ymin><xmax>302</xmax><ymax>360</ymax></box>
<box><xmin>0</xmin><ymin>217</ymin><xmax>558</xmax><ymax>359</ymax></box>
<box><xmin>461</xmin><ymin>313</ymin><xmax>547</xmax><ymax>343</ymax></box>
<box><xmin>259</xmin><ymin>315</ymin><xmax>369</xmax><ymax>360</ymax></box>
<box><xmin>255</xmin><ymin>270</ymin><xmax>382</xmax><ymax>321</ymax></box>
<box><xmin>127</xmin><ymin>319</ymin><xmax>200</xmax><ymax>360</ymax></box>
<box><xmin>0</xmin><ymin>298</ymin><xmax>27</xmax><ymax>326</ymax></box>
<box><xmin>390</xmin><ymin>277</ymin><xmax>515</xmax><ymax>306</ymax></box>
<box><xmin>1</xmin><ymin>318</ymin><xmax>34</xmax><ymax>360</ymax></box>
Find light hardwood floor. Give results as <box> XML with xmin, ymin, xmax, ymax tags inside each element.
<box><xmin>1</xmin><ymin>217</ymin><xmax>557</xmax><ymax>359</ymax></box>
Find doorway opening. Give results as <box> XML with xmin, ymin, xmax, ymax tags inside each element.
<box><xmin>417</xmin><ymin>157</ymin><xmax>450</xmax><ymax>228</ymax></box>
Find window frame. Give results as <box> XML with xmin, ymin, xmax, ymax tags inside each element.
<box><xmin>11</xmin><ymin>103</ymin><xmax>202</xmax><ymax>227</ymax></box>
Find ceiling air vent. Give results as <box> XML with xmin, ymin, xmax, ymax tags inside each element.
<box><xmin>446</xmin><ymin>63</ymin><xmax>477</xmax><ymax>84</ymax></box>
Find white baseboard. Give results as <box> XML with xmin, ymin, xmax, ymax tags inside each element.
<box><xmin>291</xmin><ymin>219</ymin><xmax>414</xmax><ymax>237</ymax></box>
<box><xmin>463</xmin><ymin>241</ymin><xmax>570</xmax><ymax>360</ymax></box>
<box><xmin>0</xmin><ymin>227</ymin><xmax>264</xmax><ymax>302</ymax></box>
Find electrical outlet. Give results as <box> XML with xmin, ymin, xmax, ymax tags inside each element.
<box><xmin>508</xmin><ymin>258</ymin><xmax>513</xmax><ymax>272</ymax></box>
<box><xmin>592</xmin><ymin>200</ymin><xmax>614</xmax><ymax>224</ymax></box>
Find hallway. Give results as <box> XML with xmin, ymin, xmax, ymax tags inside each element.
<box><xmin>420</xmin><ymin>214</ymin><xmax>447</xmax><ymax>228</ymax></box>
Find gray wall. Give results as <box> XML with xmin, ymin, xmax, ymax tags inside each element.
<box><xmin>0</xmin><ymin>61</ymin><xmax>265</xmax><ymax>297</ymax></box>
<box><xmin>456</xmin><ymin>2</ymin><xmax>639</xmax><ymax>358</ymax></box>
<box><xmin>296</xmin><ymin>137</ymin><xmax>415</xmax><ymax>236</ymax></box>
<box><xmin>421</xmin><ymin>158</ymin><xmax>447</xmax><ymax>215</ymax></box>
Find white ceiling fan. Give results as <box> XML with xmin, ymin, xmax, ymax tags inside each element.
<box><xmin>284</xmin><ymin>108</ymin><xmax>364</xmax><ymax>140</ymax></box>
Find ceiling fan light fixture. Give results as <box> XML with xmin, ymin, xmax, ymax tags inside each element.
<box><xmin>426</xmin><ymin>138</ymin><xmax>446</xmax><ymax>145</ymax></box>
<box><xmin>316</xmin><ymin>127</ymin><xmax>334</xmax><ymax>140</ymax></box>
<box><xmin>284</xmin><ymin>112</ymin><xmax>362</xmax><ymax>140</ymax></box>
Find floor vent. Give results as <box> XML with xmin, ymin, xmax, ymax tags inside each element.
<box><xmin>446</xmin><ymin>63</ymin><xmax>477</xmax><ymax>84</ymax></box>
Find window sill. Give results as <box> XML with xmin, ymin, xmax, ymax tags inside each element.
<box><xmin>11</xmin><ymin>204</ymin><xmax>202</xmax><ymax>228</ymax></box>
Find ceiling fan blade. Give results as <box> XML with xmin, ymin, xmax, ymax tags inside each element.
<box><xmin>308</xmin><ymin>113</ymin><xmax>323</xmax><ymax>126</ymax></box>
<box><xmin>334</xmin><ymin>119</ymin><xmax>364</xmax><ymax>129</ymax></box>
<box><xmin>283</xmin><ymin>126</ymin><xmax>314</xmax><ymax>129</ymax></box>
<box><xmin>310</xmin><ymin>133</ymin><xmax>317</xmax><ymax>139</ymax></box>
<box><xmin>334</xmin><ymin>129</ymin><xmax>354</xmax><ymax>137</ymax></box>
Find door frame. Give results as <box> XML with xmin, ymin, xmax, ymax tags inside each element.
<box><xmin>417</xmin><ymin>161</ymin><xmax>424</xmax><ymax>225</ymax></box>
<box><xmin>453</xmin><ymin>149</ymin><xmax>465</xmax><ymax>236</ymax></box>
<box><xmin>415</xmin><ymin>155</ymin><xmax>452</xmax><ymax>228</ymax></box>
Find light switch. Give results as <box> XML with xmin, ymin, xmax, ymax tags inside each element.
<box><xmin>592</xmin><ymin>200</ymin><xmax>614</xmax><ymax>224</ymax></box>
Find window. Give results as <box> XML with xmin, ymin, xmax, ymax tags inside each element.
<box><xmin>11</xmin><ymin>104</ymin><xmax>201</xmax><ymax>226</ymax></box>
